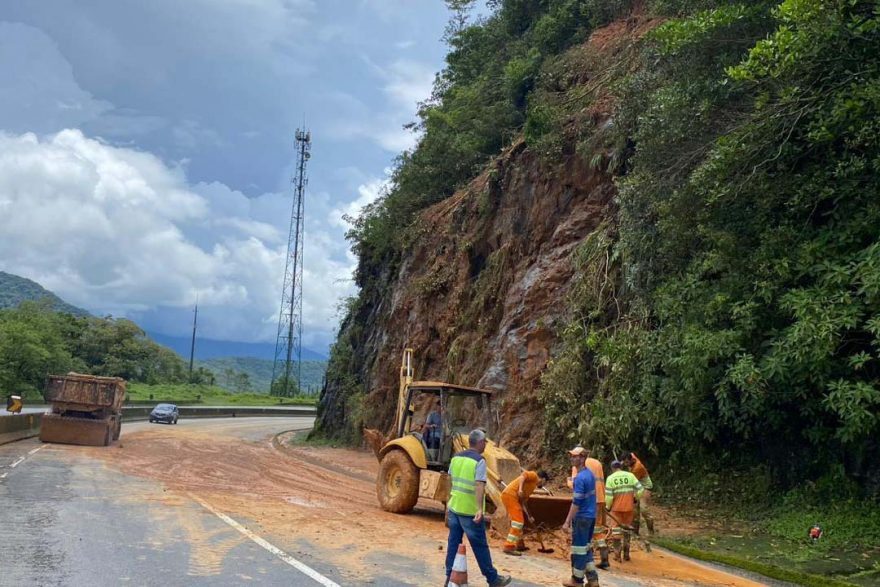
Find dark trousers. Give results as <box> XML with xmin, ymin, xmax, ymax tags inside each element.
<box><xmin>445</xmin><ymin>511</ymin><xmax>499</xmax><ymax>584</ymax></box>
<box><xmin>570</xmin><ymin>517</ymin><xmax>598</xmax><ymax>584</ymax></box>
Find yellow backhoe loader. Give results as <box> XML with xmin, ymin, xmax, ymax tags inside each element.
<box><xmin>368</xmin><ymin>349</ymin><xmax>570</xmax><ymax>530</ymax></box>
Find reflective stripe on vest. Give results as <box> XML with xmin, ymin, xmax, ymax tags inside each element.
<box><xmin>448</xmin><ymin>452</ymin><xmax>484</xmax><ymax>516</ymax></box>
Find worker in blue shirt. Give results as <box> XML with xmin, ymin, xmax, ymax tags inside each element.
<box><xmin>561</xmin><ymin>446</ymin><xmax>600</xmax><ymax>587</ymax></box>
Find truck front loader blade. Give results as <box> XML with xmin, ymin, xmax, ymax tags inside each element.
<box><xmin>39</xmin><ymin>414</ymin><xmax>111</xmax><ymax>446</ymax></box>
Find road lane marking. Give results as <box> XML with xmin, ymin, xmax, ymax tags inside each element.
<box><xmin>189</xmin><ymin>493</ymin><xmax>340</xmax><ymax>587</ymax></box>
<box><xmin>0</xmin><ymin>445</ymin><xmax>45</xmax><ymax>480</ymax></box>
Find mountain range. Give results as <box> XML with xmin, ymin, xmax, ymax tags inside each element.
<box><xmin>146</xmin><ymin>331</ymin><xmax>326</xmax><ymax>362</ymax></box>
<box><xmin>0</xmin><ymin>271</ymin><xmax>90</xmax><ymax>316</ymax></box>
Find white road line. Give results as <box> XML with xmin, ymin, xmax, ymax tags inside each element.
<box><xmin>188</xmin><ymin>493</ymin><xmax>340</xmax><ymax>587</ymax></box>
<box><xmin>28</xmin><ymin>445</ymin><xmax>44</xmax><ymax>455</ymax></box>
<box><xmin>9</xmin><ymin>456</ymin><xmax>25</xmax><ymax>468</ymax></box>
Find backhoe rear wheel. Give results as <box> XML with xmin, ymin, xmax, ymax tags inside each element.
<box><xmin>377</xmin><ymin>450</ymin><xmax>419</xmax><ymax>514</ymax></box>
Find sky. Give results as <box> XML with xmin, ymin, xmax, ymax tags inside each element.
<box><xmin>0</xmin><ymin>0</ymin><xmax>456</xmax><ymax>354</ymax></box>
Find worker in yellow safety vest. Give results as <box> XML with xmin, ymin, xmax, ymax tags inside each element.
<box><xmin>622</xmin><ymin>451</ymin><xmax>655</xmax><ymax>535</ymax></box>
<box><xmin>605</xmin><ymin>460</ymin><xmax>644</xmax><ymax>562</ymax></box>
<box><xmin>445</xmin><ymin>429</ymin><xmax>512</xmax><ymax>587</ymax></box>
<box><xmin>501</xmin><ymin>469</ymin><xmax>549</xmax><ymax>556</ymax></box>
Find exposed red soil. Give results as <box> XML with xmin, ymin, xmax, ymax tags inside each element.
<box><xmin>91</xmin><ymin>426</ymin><xmax>768</xmax><ymax>586</ymax></box>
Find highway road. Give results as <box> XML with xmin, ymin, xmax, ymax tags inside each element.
<box><xmin>0</xmin><ymin>418</ymin><xmax>759</xmax><ymax>587</ymax></box>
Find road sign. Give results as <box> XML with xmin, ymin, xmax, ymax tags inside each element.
<box><xmin>6</xmin><ymin>395</ymin><xmax>22</xmax><ymax>413</ymax></box>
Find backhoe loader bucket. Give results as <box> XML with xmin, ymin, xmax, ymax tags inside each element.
<box><xmin>40</xmin><ymin>413</ymin><xmax>112</xmax><ymax>446</ymax></box>
<box><xmin>526</xmin><ymin>494</ymin><xmax>573</xmax><ymax>529</ymax></box>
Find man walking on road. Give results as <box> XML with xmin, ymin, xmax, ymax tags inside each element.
<box><xmin>623</xmin><ymin>452</ymin><xmax>655</xmax><ymax>535</ymax></box>
<box><xmin>561</xmin><ymin>446</ymin><xmax>600</xmax><ymax>587</ymax></box>
<box><xmin>446</xmin><ymin>429</ymin><xmax>512</xmax><ymax>587</ymax></box>
<box><xmin>501</xmin><ymin>469</ymin><xmax>549</xmax><ymax>556</ymax></box>
<box><xmin>605</xmin><ymin>460</ymin><xmax>644</xmax><ymax>562</ymax></box>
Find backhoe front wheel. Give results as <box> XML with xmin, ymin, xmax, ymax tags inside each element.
<box><xmin>377</xmin><ymin>450</ymin><xmax>419</xmax><ymax>514</ymax></box>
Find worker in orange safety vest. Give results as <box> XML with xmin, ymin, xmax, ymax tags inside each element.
<box><xmin>622</xmin><ymin>452</ymin><xmax>655</xmax><ymax>535</ymax></box>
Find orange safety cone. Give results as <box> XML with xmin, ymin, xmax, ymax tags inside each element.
<box><xmin>448</xmin><ymin>543</ymin><xmax>469</xmax><ymax>587</ymax></box>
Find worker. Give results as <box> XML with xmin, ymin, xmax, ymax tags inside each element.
<box><xmin>446</xmin><ymin>429</ymin><xmax>512</xmax><ymax>587</ymax></box>
<box><xmin>584</xmin><ymin>452</ymin><xmax>609</xmax><ymax>570</ymax></box>
<box><xmin>422</xmin><ymin>398</ymin><xmax>442</xmax><ymax>454</ymax></box>
<box><xmin>566</xmin><ymin>446</ymin><xmax>609</xmax><ymax>569</ymax></box>
<box><xmin>605</xmin><ymin>460</ymin><xmax>644</xmax><ymax>562</ymax></box>
<box><xmin>501</xmin><ymin>469</ymin><xmax>550</xmax><ymax>556</ymax></box>
<box><xmin>622</xmin><ymin>451</ymin><xmax>655</xmax><ymax>535</ymax></box>
<box><xmin>561</xmin><ymin>446</ymin><xmax>600</xmax><ymax>587</ymax></box>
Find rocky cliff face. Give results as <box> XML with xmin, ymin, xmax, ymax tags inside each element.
<box><xmin>316</xmin><ymin>14</ymin><xmax>658</xmax><ymax>464</ymax></box>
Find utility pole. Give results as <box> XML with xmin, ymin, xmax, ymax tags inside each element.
<box><xmin>189</xmin><ymin>297</ymin><xmax>198</xmax><ymax>377</ymax></box>
<box><xmin>271</xmin><ymin>128</ymin><xmax>311</xmax><ymax>397</ymax></box>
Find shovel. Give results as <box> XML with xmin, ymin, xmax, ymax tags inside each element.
<box><xmin>534</xmin><ymin>523</ymin><xmax>555</xmax><ymax>554</ymax></box>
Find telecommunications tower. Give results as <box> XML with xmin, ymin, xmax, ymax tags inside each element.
<box><xmin>271</xmin><ymin>129</ymin><xmax>311</xmax><ymax>397</ymax></box>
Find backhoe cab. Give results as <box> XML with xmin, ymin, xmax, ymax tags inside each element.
<box><xmin>373</xmin><ymin>349</ymin><xmax>570</xmax><ymax>529</ymax></box>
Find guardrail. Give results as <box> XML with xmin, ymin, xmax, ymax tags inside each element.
<box><xmin>0</xmin><ymin>405</ymin><xmax>316</xmax><ymax>445</ymax></box>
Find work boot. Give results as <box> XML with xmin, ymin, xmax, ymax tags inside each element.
<box><xmin>516</xmin><ymin>540</ymin><xmax>530</xmax><ymax>552</ymax></box>
<box><xmin>503</xmin><ymin>548</ymin><xmax>522</xmax><ymax>557</ymax></box>
<box><xmin>587</xmin><ymin>579</ymin><xmax>600</xmax><ymax>587</ymax></box>
<box><xmin>646</xmin><ymin>518</ymin><xmax>655</xmax><ymax>536</ymax></box>
<box><xmin>561</xmin><ymin>579</ymin><xmax>584</xmax><ymax>587</ymax></box>
<box><xmin>489</xmin><ymin>575</ymin><xmax>512</xmax><ymax>587</ymax></box>
<box><xmin>597</xmin><ymin>546</ymin><xmax>610</xmax><ymax>570</ymax></box>
<box><xmin>623</xmin><ymin>544</ymin><xmax>631</xmax><ymax>562</ymax></box>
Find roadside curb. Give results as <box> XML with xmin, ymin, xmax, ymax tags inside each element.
<box><xmin>0</xmin><ymin>406</ymin><xmax>317</xmax><ymax>445</ymax></box>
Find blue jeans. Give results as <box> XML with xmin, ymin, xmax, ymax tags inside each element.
<box><xmin>445</xmin><ymin>511</ymin><xmax>499</xmax><ymax>584</ymax></box>
<box><xmin>571</xmin><ymin>517</ymin><xmax>598</xmax><ymax>584</ymax></box>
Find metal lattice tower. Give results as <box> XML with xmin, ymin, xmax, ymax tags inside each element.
<box><xmin>271</xmin><ymin>129</ymin><xmax>311</xmax><ymax>397</ymax></box>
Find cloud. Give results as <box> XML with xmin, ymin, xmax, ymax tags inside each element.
<box><xmin>329</xmin><ymin>175</ymin><xmax>390</xmax><ymax>229</ymax></box>
<box><xmin>323</xmin><ymin>58</ymin><xmax>434</xmax><ymax>153</ymax></box>
<box><xmin>0</xmin><ymin>23</ymin><xmax>111</xmax><ymax>134</ymax></box>
<box><xmin>0</xmin><ymin>129</ymin><xmax>352</xmax><ymax>350</ymax></box>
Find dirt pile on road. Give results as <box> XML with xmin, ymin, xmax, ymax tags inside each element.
<box><xmin>92</xmin><ymin>426</ymin><xmax>769</xmax><ymax>586</ymax></box>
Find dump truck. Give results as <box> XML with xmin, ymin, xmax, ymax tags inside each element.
<box><xmin>39</xmin><ymin>373</ymin><xmax>126</xmax><ymax>446</ymax></box>
<box><xmin>366</xmin><ymin>349</ymin><xmax>570</xmax><ymax>530</ymax></box>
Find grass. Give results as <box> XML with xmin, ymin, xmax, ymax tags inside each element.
<box><xmin>653</xmin><ymin>468</ymin><xmax>880</xmax><ymax>586</ymax></box>
<box><xmin>653</xmin><ymin>538</ymin><xmax>860</xmax><ymax>587</ymax></box>
<box><xmin>126</xmin><ymin>383</ymin><xmax>317</xmax><ymax>406</ymax></box>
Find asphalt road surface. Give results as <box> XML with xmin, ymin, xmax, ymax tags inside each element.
<box><xmin>0</xmin><ymin>417</ymin><xmax>349</xmax><ymax>587</ymax></box>
<box><xmin>0</xmin><ymin>418</ymin><xmax>753</xmax><ymax>587</ymax></box>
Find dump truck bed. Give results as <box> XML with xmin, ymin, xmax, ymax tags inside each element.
<box><xmin>44</xmin><ymin>373</ymin><xmax>126</xmax><ymax>412</ymax></box>
<box><xmin>40</xmin><ymin>373</ymin><xmax>126</xmax><ymax>447</ymax></box>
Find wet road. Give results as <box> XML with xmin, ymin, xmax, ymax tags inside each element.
<box><xmin>0</xmin><ymin>417</ymin><xmax>346</xmax><ymax>587</ymax></box>
<box><xmin>0</xmin><ymin>418</ymin><xmax>705</xmax><ymax>587</ymax></box>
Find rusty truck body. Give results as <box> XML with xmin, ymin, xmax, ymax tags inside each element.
<box><xmin>40</xmin><ymin>373</ymin><xmax>126</xmax><ymax>446</ymax></box>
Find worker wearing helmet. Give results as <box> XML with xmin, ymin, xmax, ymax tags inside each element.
<box><xmin>605</xmin><ymin>460</ymin><xmax>644</xmax><ymax>562</ymax></box>
<box><xmin>561</xmin><ymin>446</ymin><xmax>600</xmax><ymax>587</ymax></box>
<box><xmin>501</xmin><ymin>469</ymin><xmax>549</xmax><ymax>556</ymax></box>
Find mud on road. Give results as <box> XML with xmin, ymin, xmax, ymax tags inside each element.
<box><xmin>90</xmin><ymin>424</ymin><xmax>768</xmax><ymax>586</ymax></box>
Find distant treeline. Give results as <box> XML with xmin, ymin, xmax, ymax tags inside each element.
<box><xmin>0</xmin><ymin>301</ymin><xmax>214</xmax><ymax>399</ymax></box>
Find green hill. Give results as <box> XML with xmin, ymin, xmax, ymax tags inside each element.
<box><xmin>198</xmin><ymin>356</ymin><xmax>325</xmax><ymax>394</ymax></box>
<box><xmin>0</xmin><ymin>271</ymin><xmax>90</xmax><ymax>316</ymax></box>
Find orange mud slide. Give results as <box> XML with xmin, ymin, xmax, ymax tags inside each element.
<box><xmin>89</xmin><ymin>424</ymin><xmax>768</xmax><ymax>587</ymax></box>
